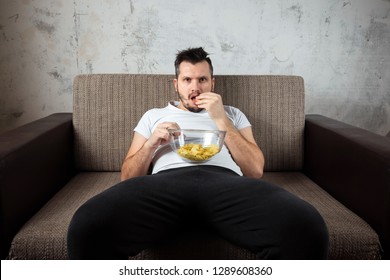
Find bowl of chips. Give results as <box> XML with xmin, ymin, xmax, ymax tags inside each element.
<box><xmin>168</xmin><ymin>129</ymin><xmax>226</xmax><ymax>162</ymax></box>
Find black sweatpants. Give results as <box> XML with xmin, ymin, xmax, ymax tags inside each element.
<box><xmin>67</xmin><ymin>166</ymin><xmax>329</xmax><ymax>259</ymax></box>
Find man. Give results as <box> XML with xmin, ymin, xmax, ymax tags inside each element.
<box><xmin>67</xmin><ymin>47</ymin><xmax>329</xmax><ymax>259</ymax></box>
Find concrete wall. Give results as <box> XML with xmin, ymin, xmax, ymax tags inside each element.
<box><xmin>1</xmin><ymin>0</ymin><xmax>389</xmax><ymax>135</ymax></box>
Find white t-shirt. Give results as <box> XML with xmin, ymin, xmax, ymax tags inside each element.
<box><xmin>134</xmin><ymin>101</ymin><xmax>251</xmax><ymax>175</ymax></box>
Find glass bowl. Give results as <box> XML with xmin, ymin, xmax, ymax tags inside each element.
<box><xmin>168</xmin><ymin>129</ymin><xmax>226</xmax><ymax>162</ymax></box>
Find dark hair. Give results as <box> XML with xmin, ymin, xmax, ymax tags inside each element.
<box><xmin>174</xmin><ymin>47</ymin><xmax>213</xmax><ymax>78</ymax></box>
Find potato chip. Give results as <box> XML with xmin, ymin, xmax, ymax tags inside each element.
<box><xmin>176</xmin><ymin>143</ymin><xmax>219</xmax><ymax>161</ymax></box>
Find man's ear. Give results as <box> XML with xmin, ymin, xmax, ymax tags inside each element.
<box><xmin>173</xmin><ymin>78</ymin><xmax>178</xmax><ymax>92</ymax></box>
<box><xmin>212</xmin><ymin>77</ymin><xmax>216</xmax><ymax>92</ymax></box>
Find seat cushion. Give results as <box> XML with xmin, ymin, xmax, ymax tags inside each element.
<box><xmin>263</xmin><ymin>172</ymin><xmax>381</xmax><ymax>259</ymax></box>
<box><xmin>7</xmin><ymin>172</ymin><xmax>120</xmax><ymax>259</ymax></box>
<box><xmin>8</xmin><ymin>172</ymin><xmax>381</xmax><ymax>259</ymax></box>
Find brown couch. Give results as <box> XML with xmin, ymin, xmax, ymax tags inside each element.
<box><xmin>1</xmin><ymin>74</ymin><xmax>389</xmax><ymax>259</ymax></box>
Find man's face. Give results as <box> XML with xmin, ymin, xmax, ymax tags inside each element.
<box><xmin>174</xmin><ymin>61</ymin><xmax>215</xmax><ymax>113</ymax></box>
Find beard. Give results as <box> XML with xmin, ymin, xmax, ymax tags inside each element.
<box><xmin>176</xmin><ymin>91</ymin><xmax>204</xmax><ymax>113</ymax></box>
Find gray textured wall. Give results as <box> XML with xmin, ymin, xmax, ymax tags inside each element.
<box><xmin>0</xmin><ymin>0</ymin><xmax>389</xmax><ymax>135</ymax></box>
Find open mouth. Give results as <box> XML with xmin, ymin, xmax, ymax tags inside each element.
<box><xmin>190</xmin><ymin>93</ymin><xmax>200</xmax><ymax>102</ymax></box>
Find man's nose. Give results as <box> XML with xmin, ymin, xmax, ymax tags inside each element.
<box><xmin>191</xmin><ymin>80</ymin><xmax>200</xmax><ymax>92</ymax></box>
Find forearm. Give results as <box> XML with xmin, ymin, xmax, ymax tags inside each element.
<box><xmin>121</xmin><ymin>123</ymin><xmax>179</xmax><ymax>181</ymax></box>
<box><xmin>217</xmin><ymin>119</ymin><xmax>264</xmax><ymax>178</ymax></box>
<box><xmin>120</xmin><ymin>144</ymin><xmax>155</xmax><ymax>180</ymax></box>
<box><xmin>226</xmin><ymin>132</ymin><xmax>264</xmax><ymax>178</ymax></box>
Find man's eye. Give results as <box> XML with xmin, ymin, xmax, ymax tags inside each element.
<box><xmin>184</xmin><ymin>78</ymin><xmax>191</xmax><ymax>82</ymax></box>
<box><xmin>199</xmin><ymin>77</ymin><xmax>207</xmax><ymax>82</ymax></box>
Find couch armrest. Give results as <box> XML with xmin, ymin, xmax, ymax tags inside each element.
<box><xmin>304</xmin><ymin>114</ymin><xmax>390</xmax><ymax>258</ymax></box>
<box><xmin>0</xmin><ymin>113</ymin><xmax>75</xmax><ymax>259</ymax></box>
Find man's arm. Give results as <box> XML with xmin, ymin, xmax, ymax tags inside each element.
<box><xmin>196</xmin><ymin>92</ymin><xmax>265</xmax><ymax>178</ymax></box>
<box><xmin>121</xmin><ymin>122</ymin><xmax>180</xmax><ymax>181</ymax></box>
<box><xmin>221</xmin><ymin>122</ymin><xmax>264</xmax><ymax>178</ymax></box>
<box><xmin>120</xmin><ymin>132</ymin><xmax>154</xmax><ymax>180</ymax></box>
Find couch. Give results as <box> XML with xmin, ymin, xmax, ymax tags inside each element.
<box><xmin>1</xmin><ymin>74</ymin><xmax>389</xmax><ymax>259</ymax></box>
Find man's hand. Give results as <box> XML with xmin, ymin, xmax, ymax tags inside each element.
<box><xmin>195</xmin><ymin>92</ymin><xmax>228</xmax><ymax>125</ymax></box>
<box><xmin>145</xmin><ymin>122</ymin><xmax>180</xmax><ymax>149</ymax></box>
<box><xmin>121</xmin><ymin>121</ymin><xmax>180</xmax><ymax>180</ymax></box>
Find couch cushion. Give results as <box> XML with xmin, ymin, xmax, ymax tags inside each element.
<box><xmin>263</xmin><ymin>172</ymin><xmax>381</xmax><ymax>259</ymax></box>
<box><xmin>7</xmin><ymin>172</ymin><xmax>120</xmax><ymax>260</ymax></box>
<box><xmin>73</xmin><ymin>74</ymin><xmax>304</xmax><ymax>171</ymax></box>
<box><xmin>8</xmin><ymin>172</ymin><xmax>380</xmax><ymax>259</ymax></box>
<box><xmin>216</xmin><ymin>75</ymin><xmax>305</xmax><ymax>171</ymax></box>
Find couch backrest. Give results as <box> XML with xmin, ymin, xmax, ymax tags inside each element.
<box><xmin>73</xmin><ymin>74</ymin><xmax>304</xmax><ymax>172</ymax></box>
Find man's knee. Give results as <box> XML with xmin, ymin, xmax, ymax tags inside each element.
<box><xmin>281</xmin><ymin>200</ymin><xmax>329</xmax><ymax>259</ymax></box>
